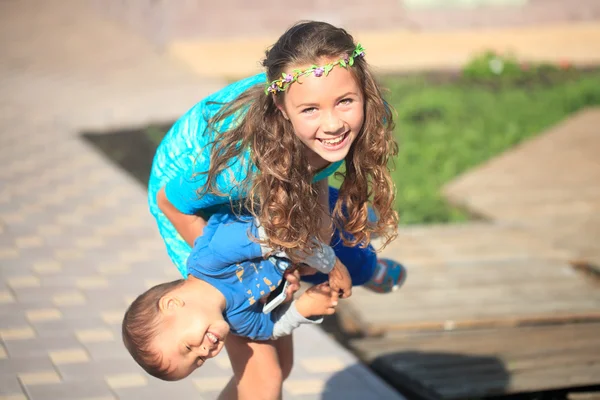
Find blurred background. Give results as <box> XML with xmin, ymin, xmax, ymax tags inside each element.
<box><xmin>2</xmin><ymin>1</ymin><xmax>600</xmax><ymax>399</ymax></box>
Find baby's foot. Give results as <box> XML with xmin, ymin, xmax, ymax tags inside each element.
<box><xmin>363</xmin><ymin>258</ymin><xmax>407</xmax><ymax>294</ymax></box>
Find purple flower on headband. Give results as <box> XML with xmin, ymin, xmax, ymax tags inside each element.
<box><xmin>283</xmin><ymin>74</ymin><xmax>293</xmax><ymax>83</ymax></box>
<box><xmin>314</xmin><ymin>67</ymin><xmax>325</xmax><ymax>77</ymax></box>
<box><xmin>344</xmin><ymin>55</ymin><xmax>350</xmax><ymax>64</ymax></box>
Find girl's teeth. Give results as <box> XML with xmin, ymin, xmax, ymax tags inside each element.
<box><xmin>322</xmin><ymin>135</ymin><xmax>345</xmax><ymax>145</ymax></box>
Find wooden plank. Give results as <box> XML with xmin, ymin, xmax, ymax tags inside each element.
<box><xmin>357</xmin><ymin>324</ymin><xmax>600</xmax><ymax>357</ymax></box>
<box><xmin>569</xmin><ymin>393</ymin><xmax>600</xmax><ymax>400</ymax></box>
<box><xmin>437</xmin><ymin>363</ymin><xmax>600</xmax><ymax>399</ymax></box>
<box><xmin>338</xmin><ymin>257</ymin><xmax>600</xmax><ymax>335</ymax></box>
<box><xmin>343</xmin><ymin>307</ymin><xmax>600</xmax><ymax>336</ymax></box>
<box><xmin>350</xmin><ymin>323</ymin><xmax>600</xmax><ymax>399</ymax></box>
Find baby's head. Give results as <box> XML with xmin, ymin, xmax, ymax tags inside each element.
<box><xmin>122</xmin><ymin>278</ymin><xmax>229</xmax><ymax>381</ymax></box>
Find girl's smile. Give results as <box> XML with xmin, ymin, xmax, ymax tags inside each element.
<box><xmin>317</xmin><ymin>130</ymin><xmax>351</xmax><ymax>150</ymax></box>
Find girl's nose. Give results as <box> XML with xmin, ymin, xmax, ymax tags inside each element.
<box><xmin>321</xmin><ymin>111</ymin><xmax>344</xmax><ymax>134</ymax></box>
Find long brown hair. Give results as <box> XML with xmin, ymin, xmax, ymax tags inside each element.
<box><xmin>200</xmin><ymin>21</ymin><xmax>398</xmax><ymax>259</ymax></box>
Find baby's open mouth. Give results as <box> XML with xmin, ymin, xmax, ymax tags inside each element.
<box><xmin>206</xmin><ymin>331</ymin><xmax>219</xmax><ymax>345</ymax></box>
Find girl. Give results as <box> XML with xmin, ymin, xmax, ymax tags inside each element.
<box><xmin>148</xmin><ymin>21</ymin><xmax>405</xmax><ymax>399</ymax></box>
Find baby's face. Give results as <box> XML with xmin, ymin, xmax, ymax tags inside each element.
<box><xmin>151</xmin><ymin>300</ymin><xmax>230</xmax><ymax>380</ymax></box>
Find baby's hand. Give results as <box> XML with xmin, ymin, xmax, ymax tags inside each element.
<box><xmin>283</xmin><ymin>268</ymin><xmax>301</xmax><ymax>303</ymax></box>
<box><xmin>295</xmin><ymin>283</ymin><xmax>339</xmax><ymax>318</ymax></box>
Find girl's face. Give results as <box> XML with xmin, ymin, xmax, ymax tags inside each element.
<box><xmin>278</xmin><ymin>59</ymin><xmax>365</xmax><ymax>170</ymax></box>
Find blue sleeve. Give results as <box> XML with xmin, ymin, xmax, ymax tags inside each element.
<box><xmin>187</xmin><ymin>212</ymin><xmax>264</xmax><ymax>274</ymax></box>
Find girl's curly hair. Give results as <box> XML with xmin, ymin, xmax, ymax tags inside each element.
<box><xmin>200</xmin><ymin>21</ymin><xmax>398</xmax><ymax>260</ymax></box>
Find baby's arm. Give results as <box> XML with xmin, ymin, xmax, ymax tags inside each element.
<box><xmin>270</xmin><ymin>283</ymin><xmax>338</xmax><ymax>339</ymax></box>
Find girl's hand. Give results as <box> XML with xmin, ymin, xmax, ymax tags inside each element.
<box><xmin>328</xmin><ymin>259</ymin><xmax>352</xmax><ymax>299</ymax></box>
<box><xmin>297</xmin><ymin>264</ymin><xmax>318</xmax><ymax>276</ymax></box>
<box><xmin>295</xmin><ymin>283</ymin><xmax>339</xmax><ymax>318</ymax></box>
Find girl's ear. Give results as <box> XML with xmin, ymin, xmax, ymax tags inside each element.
<box><xmin>273</xmin><ymin>95</ymin><xmax>290</xmax><ymax>120</ymax></box>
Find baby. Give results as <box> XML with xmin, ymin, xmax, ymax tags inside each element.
<box><xmin>122</xmin><ymin>210</ymin><xmax>344</xmax><ymax>381</ymax></box>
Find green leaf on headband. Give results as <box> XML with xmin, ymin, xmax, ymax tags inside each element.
<box><xmin>340</xmin><ymin>60</ymin><xmax>347</xmax><ymax>68</ymax></box>
<box><xmin>349</xmin><ymin>57</ymin><xmax>355</xmax><ymax>66</ymax></box>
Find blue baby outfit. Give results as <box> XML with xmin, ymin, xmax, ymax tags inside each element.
<box><xmin>187</xmin><ymin>211</ymin><xmax>287</xmax><ymax>340</ymax></box>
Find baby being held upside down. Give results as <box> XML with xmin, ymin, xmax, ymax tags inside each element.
<box><xmin>122</xmin><ymin>209</ymin><xmax>345</xmax><ymax>380</ymax></box>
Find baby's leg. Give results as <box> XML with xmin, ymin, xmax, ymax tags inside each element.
<box><xmin>301</xmin><ymin>187</ymin><xmax>406</xmax><ymax>292</ymax></box>
<box><xmin>300</xmin><ymin>226</ymin><xmax>378</xmax><ymax>286</ymax></box>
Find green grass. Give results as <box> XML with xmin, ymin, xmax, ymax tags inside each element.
<box><xmin>380</xmin><ymin>70</ymin><xmax>600</xmax><ymax>224</ymax></box>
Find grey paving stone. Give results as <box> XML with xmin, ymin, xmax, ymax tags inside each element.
<box><xmin>0</xmin><ymin>356</ymin><xmax>56</xmax><ymax>375</ymax></box>
<box><xmin>0</xmin><ymin>223</ymin><xmax>40</xmax><ymax>237</ymax></box>
<box><xmin>31</xmin><ymin>318</ymin><xmax>108</xmax><ymax>338</ymax></box>
<box><xmin>12</xmin><ymin>287</ymin><xmax>67</xmax><ymax>304</ymax></box>
<box><xmin>291</xmin><ymin>395</ymin><xmax>322</xmax><ymax>400</ymax></box>
<box><xmin>82</xmin><ymin>341</ymin><xmax>133</xmax><ymax>362</ymax></box>
<box><xmin>113</xmin><ymin>378</ymin><xmax>202</xmax><ymax>400</ymax></box>
<box><xmin>57</xmin><ymin>357</ymin><xmax>140</xmax><ymax>381</ymax></box>
<box><xmin>0</xmin><ymin>303</ymin><xmax>30</xmax><ymax>318</ymax></box>
<box><xmin>0</xmin><ymin>314</ymin><xmax>29</xmax><ymax>328</ymax></box>
<box><xmin>338</xmin><ymin>364</ymin><xmax>402</xmax><ymax>400</ymax></box>
<box><xmin>1</xmin><ymin>248</ymin><xmax>56</xmax><ymax>266</ymax></box>
<box><xmin>292</xmin><ymin>327</ymin><xmax>357</xmax><ymax>363</ymax></box>
<box><xmin>36</xmin><ymin>276</ymin><xmax>83</xmax><ymax>288</ymax></box>
<box><xmin>0</xmin><ymin>262</ymin><xmax>31</xmax><ymax>275</ymax></box>
<box><xmin>4</xmin><ymin>336</ymin><xmax>82</xmax><ymax>358</ymax></box>
<box><xmin>0</xmin><ymin>374</ymin><xmax>25</xmax><ymax>396</ymax></box>
<box><xmin>58</xmin><ymin>305</ymin><xmax>123</xmax><ymax>320</ymax></box>
<box><xmin>83</xmin><ymin>291</ymin><xmax>136</xmax><ymax>308</ymax></box>
<box><xmin>87</xmin><ymin>278</ymin><xmax>153</xmax><ymax>294</ymax></box>
<box><xmin>24</xmin><ymin>379</ymin><xmax>114</xmax><ymax>400</ymax></box>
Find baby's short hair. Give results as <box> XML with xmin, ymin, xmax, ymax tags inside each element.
<box><xmin>122</xmin><ymin>279</ymin><xmax>185</xmax><ymax>380</ymax></box>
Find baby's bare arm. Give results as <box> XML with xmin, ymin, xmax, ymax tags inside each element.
<box><xmin>295</xmin><ymin>283</ymin><xmax>339</xmax><ymax>318</ymax></box>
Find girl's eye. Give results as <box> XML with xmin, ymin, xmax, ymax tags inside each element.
<box><xmin>186</xmin><ymin>345</ymin><xmax>192</xmax><ymax>351</ymax></box>
<box><xmin>339</xmin><ymin>98</ymin><xmax>353</xmax><ymax>105</ymax></box>
<box><xmin>302</xmin><ymin>107</ymin><xmax>317</xmax><ymax>114</ymax></box>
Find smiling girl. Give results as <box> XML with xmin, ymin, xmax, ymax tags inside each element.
<box><xmin>146</xmin><ymin>21</ymin><xmax>405</xmax><ymax>399</ymax></box>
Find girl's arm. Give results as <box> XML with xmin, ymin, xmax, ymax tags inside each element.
<box><xmin>157</xmin><ymin>187</ymin><xmax>207</xmax><ymax>247</ymax></box>
<box><xmin>314</xmin><ymin>178</ymin><xmax>353</xmax><ymax>298</ymax></box>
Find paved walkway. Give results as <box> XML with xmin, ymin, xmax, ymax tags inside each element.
<box><xmin>0</xmin><ymin>1</ymin><xmax>402</xmax><ymax>399</ymax></box>
<box><xmin>2</xmin><ymin>1</ymin><xmax>599</xmax><ymax>400</ymax></box>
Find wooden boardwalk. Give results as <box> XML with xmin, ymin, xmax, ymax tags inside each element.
<box><xmin>338</xmin><ymin>109</ymin><xmax>600</xmax><ymax>399</ymax></box>
<box><xmin>353</xmin><ymin>323</ymin><xmax>600</xmax><ymax>399</ymax></box>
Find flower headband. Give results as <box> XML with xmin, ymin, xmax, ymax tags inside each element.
<box><xmin>265</xmin><ymin>43</ymin><xmax>366</xmax><ymax>95</ymax></box>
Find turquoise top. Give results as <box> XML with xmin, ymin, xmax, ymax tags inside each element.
<box><xmin>147</xmin><ymin>73</ymin><xmax>343</xmax><ymax>276</ymax></box>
